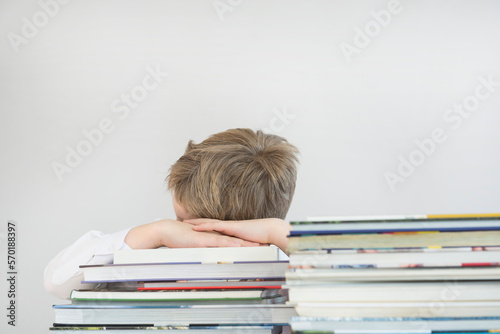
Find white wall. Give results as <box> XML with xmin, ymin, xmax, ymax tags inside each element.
<box><xmin>1</xmin><ymin>0</ymin><xmax>500</xmax><ymax>332</ymax></box>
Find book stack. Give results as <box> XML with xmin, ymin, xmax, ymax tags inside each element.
<box><xmin>50</xmin><ymin>246</ymin><xmax>296</xmax><ymax>334</ymax></box>
<box><xmin>285</xmin><ymin>213</ymin><xmax>500</xmax><ymax>333</ymax></box>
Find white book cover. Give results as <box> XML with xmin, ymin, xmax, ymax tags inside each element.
<box><xmin>114</xmin><ymin>246</ymin><xmax>281</xmax><ymax>264</ymax></box>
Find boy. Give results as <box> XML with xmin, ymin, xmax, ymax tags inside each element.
<box><xmin>44</xmin><ymin>128</ymin><xmax>299</xmax><ymax>299</ymax></box>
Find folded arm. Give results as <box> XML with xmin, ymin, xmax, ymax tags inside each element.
<box><xmin>184</xmin><ymin>218</ymin><xmax>292</xmax><ymax>252</ymax></box>
<box><xmin>124</xmin><ymin>219</ymin><xmax>260</xmax><ymax>248</ymax></box>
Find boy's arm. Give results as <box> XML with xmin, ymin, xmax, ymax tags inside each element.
<box><xmin>124</xmin><ymin>219</ymin><xmax>260</xmax><ymax>249</ymax></box>
<box><xmin>184</xmin><ymin>218</ymin><xmax>292</xmax><ymax>252</ymax></box>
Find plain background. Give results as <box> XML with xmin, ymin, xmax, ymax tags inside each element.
<box><xmin>1</xmin><ymin>0</ymin><xmax>500</xmax><ymax>332</ymax></box>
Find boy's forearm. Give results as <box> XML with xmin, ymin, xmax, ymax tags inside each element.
<box><xmin>124</xmin><ymin>221</ymin><xmax>164</xmax><ymax>249</ymax></box>
<box><xmin>186</xmin><ymin>217</ymin><xmax>292</xmax><ymax>252</ymax></box>
<box><xmin>125</xmin><ymin>219</ymin><xmax>260</xmax><ymax>249</ymax></box>
<box><xmin>268</xmin><ymin>219</ymin><xmax>292</xmax><ymax>252</ymax></box>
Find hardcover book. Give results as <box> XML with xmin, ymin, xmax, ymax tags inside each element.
<box><xmin>113</xmin><ymin>246</ymin><xmax>281</xmax><ymax>265</ymax></box>
<box><xmin>50</xmin><ymin>325</ymin><xmax>279</xmax><ymax>333</ymax></box>
<box><xmin>53</xmin><ymin>304</ymin><xmax>297</xmax><ymax>326</ymax></box>
<box><xmin>81</xmin><ymin>261</ymin><xmax>289</xmax><ymax>283</ymax></box>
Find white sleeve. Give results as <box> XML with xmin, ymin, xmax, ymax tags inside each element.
<box><xmin>43</xmin><ymin>228</ymin><xmax>133</xmax><ymax>300</ymax></box>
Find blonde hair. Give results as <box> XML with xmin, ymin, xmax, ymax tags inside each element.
<box><xmin>167</xmin><ymin>128</ymin><xmax>299</xmax><ymax>220</ymax></box>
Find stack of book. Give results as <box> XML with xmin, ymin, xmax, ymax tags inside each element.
<box><xmin>50</xmin><ymin>246</ymin><xmax>296</xmax><ymax>333</ymax></box>
<box><xmin>285</xmin><ymin>213</ymin><xmax>500</xmax><ymax>333</ymax></box>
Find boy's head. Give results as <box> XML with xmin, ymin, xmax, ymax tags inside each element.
<box><xmin>167</xmin><ymin>128</ymin><xmax>299</xmax><ymax>221</ymax></box>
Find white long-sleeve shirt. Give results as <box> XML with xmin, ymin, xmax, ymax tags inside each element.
<box><xmin>43</xmin><ymin>228</ymin><xmax>133</xmax><ymax>299</ymax></box>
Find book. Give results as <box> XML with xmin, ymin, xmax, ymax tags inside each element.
<box><xmin>52</xmin><ymin>304</ymin><xmax>297</xmax><ymax>326</ymax></box>
<box><xmin>288</xmin><ymin>249</ymin><xmax>500</xmax><ymax>268</ymax></box>
<box><xmin>104</xmin><ymin>280</ymin><xmax>286</xmax><ymax>291</ymax></box>
<box><xmin>292</xmin><ymin>246</ymin><xmax>500</xmax><ymax>253</ymax></box>
<box><xmin>286</xmin><ymin>281</ymin><xmax>500</xmax><ymax>303</ymax></box>
<box><xmin>49</xmin><ymin>325</ymin><xmax>279</xmax><ymax>333</ymax></box>
<box><xmin>286</xmin><ymin>266</ymin><xmax>500</xmax><ymax>282</ymax></box>
<box><xmin>81</xmin><ymin>261</ymin><xmax>289</xmax><ymax>283</ymax></box>
<box><xmin>289</xmin><ymin>219</ymin><xmax>500</xmax><ymax>235</ymax></box>
<box><xmin>69</xmin><ymin>300</ymin><xmax>286</xmax><ymax>307</ymax></box>
<box><xmin>286</xmin><ymin>231</ymin><xmax>500</xmax><ymax>252</ymax></box>
<box><xmin>113</xmin><ymin>246</ymin><xmax>280</xmax><ymax>265</ymax></box>
<box><xmin>136</xmin><ymin>280</ymin><xmax>286</xmax><ymax>290</ymax></box>
<box><xmin>290</xmin><ymin>316</ymin><xmax>500</xmax><ymax>333</ymax></box>
<box><xmin>293</xmin><ymin>301</ymin><xmax>500</xmax><ymax>318</ymax></box>
<box><xmin>304</xmin><ymin>213</ymin><xmax>500</xmax><ymax>222</ymax></box>
<box><xmin>70</xmin><ymin>289</ymin><xmax>283</xmax><ymax>302</ymax></box>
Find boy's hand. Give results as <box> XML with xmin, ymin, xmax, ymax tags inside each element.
<box><xmin>184</xmin><ymin>218</ymin><xmax>292</xmax><ymax>252</ymax></box>
<box><xmin>125</xmin><ymin>219</ymin><xmax>260</xmax><ymax>249</ymax></box>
